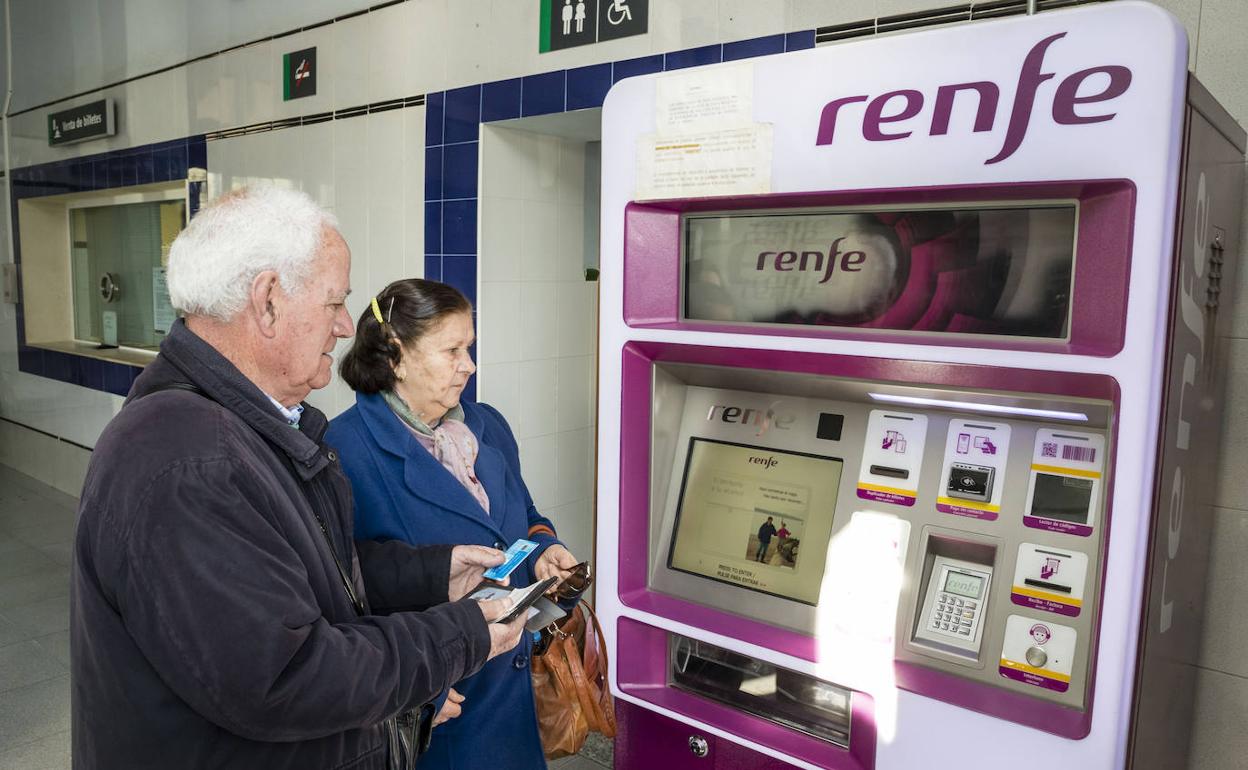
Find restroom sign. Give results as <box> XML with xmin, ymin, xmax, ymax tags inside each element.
<box><xmin>540</xmin><ymin>0</ymin><xmax>647</xmax><ymax>52</ymax></box>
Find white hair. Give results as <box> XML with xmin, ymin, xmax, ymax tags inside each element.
<box><xmin>167</xmin><ymin>185</ymin><xmax>340</xmax><ymax>321</ymax></box>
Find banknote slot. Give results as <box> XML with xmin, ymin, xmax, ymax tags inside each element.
<box><xmin>870</xmin><ymin>464</ymin><xmax>910</xmax><ymax>479</ymax></box>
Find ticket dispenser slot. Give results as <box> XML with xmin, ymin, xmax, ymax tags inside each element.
<box><xmin>911</xmin><ymin>531</ymin><xmax>999</xmax><ymax>664</ymax></box>
<box><xmin>670</xmin><ymin>634</ymin><xmax>852</xmax><ymax>747</ymax></box>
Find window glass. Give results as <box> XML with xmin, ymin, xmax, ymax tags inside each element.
<box><xmin>71</xmin><ymin>199</ymin><xmax>185</xmax><ymax>349</ymax></box>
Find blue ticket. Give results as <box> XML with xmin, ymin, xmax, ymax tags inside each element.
<box><xmin>483</xmin><ymin>539</ymin><xmax>539</xmax><ymax>581</ymax></box>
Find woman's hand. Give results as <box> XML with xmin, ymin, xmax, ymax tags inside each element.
<box><xmin>433</xmin><ymin>688</ymin><xmax>465</xmax><ymax>727</ymax></box>
<box><xmin>534</xmin><ymin>544</ymin><xmax>579</xmax><ymax>586</ymax></box>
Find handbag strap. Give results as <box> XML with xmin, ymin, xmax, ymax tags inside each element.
<box><xmin>556</xmin><ymin>604</ymin><xmax>614</xmax><ymax>733</ymax></box>
<box><xmin>576</xmin><ymin>602</ymin><xmax>617</xmax><ymax>736</ymax></box>
<box><xmin>560</xmin><ymin>633</ymin><xmax>604</xmax><ymax>734</ymax></box>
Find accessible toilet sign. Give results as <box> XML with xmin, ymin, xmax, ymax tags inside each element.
<box><xmin>540</xmin><ymin>0</ymin><xmax>647</xmax><ymax>52</ymax></box>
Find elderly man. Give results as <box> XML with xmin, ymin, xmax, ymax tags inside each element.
<box><xmin>71</xmin><ymin>186</ymin><xmax>525</xmax><ymax>769</ymax></box>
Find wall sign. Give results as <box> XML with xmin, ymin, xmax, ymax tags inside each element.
<box><xmin>48</xmin><ymin>99</ymin><xmax>116</xmax><ymax>146</ymax></box>
<box><xmin>540</xmin><ymin>0</ymin><xmax>647</xmax><ymax>52</ymax></box>
<box><xmin>283</xmin><ymin>47</ymin><xmax>317</xmax><ymax>100</ymax></box>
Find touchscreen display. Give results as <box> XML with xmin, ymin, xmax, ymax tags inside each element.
<box><xmin>1030</xmin><ymin>473</ymin><xmax>1094</xmax><ymax>523</ymax></box>
<box><xmin>667</xmin><ymin>438</ymin><xmax>843</xmax><ymax>606</ymax></box>
<box><xmin>683</xmin><ymin>205</ymin><xmax>1077</xmax><ymax>339</ymax></box>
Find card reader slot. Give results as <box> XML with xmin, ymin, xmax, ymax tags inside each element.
<box><xmin>870</xmin><ymin>464</ymin><xmax>910</xmax><ymax>479</ymax></box>
<box><xmin>1024</xmin><ymin>578</ymin><xmax>1072</xmax><ymax>593</ymax></box>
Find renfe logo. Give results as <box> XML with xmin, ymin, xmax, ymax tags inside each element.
<box><xmin>708</xmin><ymin>402</ymin><xmax>796</xmax><ymax>437</ymax></box>
<box><xmin>814</xmin><ymin>32</ymin><xmax>1133</xmax><ymax>165</ymax></box>
<box><xmin>756</xmin><ymin>237</ymin><xmax>865</xmax><ymax>284</ymax></box>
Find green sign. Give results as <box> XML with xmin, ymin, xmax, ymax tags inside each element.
<box><xmin>283</xmin><ymin>47</ymin><xmax>317</xmax><ymax>101</ymax></box>
<box><xmin>540</xmin><ymin>0</ymin><xmax>647</xmax><ymax>53</ymax></box>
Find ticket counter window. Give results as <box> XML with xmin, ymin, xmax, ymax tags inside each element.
<box><xmin>70</xmin><ymin>199</ymin><xmax>185</xmax><ymax>350</ymax></box>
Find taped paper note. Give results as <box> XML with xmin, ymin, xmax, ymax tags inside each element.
<box><xmin>636</xmin><ymin>125</ymin><xmax>772</xmax><ymax>201</ymax></box>
<box><xmin>656</xmin><ymin>63</ymin><xmax>754</xmax><ymax>133</ymax></box>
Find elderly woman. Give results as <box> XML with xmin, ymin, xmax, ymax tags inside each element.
<box><xmin>326</xmin><ymin>278</ymin><xmax>581</xmax><ymax>770</ymax></box>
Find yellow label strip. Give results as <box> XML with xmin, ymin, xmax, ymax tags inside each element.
<box><xmin>1000</xmin><ymin>658</ymin><xmax>1072</xmax><ymax>683</ymax></box>
<box><xmin>1031</xmin><ymin>463</ymin><xmax>1101</xmax><ymax>479</ymax></box>
<box><xmin>1012</xmin><ymin>585</ymin><xmax>1083</xmax><ymax>607</ymax></box>
<box><xmin>858</xmin><ymin>482</ymin><xmax>917</xmax><ymax>497</ymax></box>
<box><xmin>936</xmin><ymin>497</ymin><xmax>1000</xmax><ymax>512</ymax></box>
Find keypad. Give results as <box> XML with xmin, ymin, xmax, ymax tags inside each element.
<box><xmin>930</xmin><ymin>592</ymin><xmax>979</xmax><ymax>639</ymax></box>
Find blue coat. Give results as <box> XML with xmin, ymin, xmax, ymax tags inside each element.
<box><xmin>327</xmin><ymin>393</ymin><xmax>561</xmax><ymax>770</ymax></box>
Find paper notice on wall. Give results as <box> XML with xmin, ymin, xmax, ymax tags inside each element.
<box><xmin>153</xmin><ymin>267</ymin><xmax>175</xmax><ymax>333</ymax></box>
<box><xmin>655</xmin><ymin>63</ymin><xmax>754</xmax><ymax>134</ymax></box>
<box><xmin>636</xmin><ymin>124</ymin><xmax>772</xmax><ymax>201</ymax></box>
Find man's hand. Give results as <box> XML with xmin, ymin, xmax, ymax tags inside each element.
<box><xmin>476</xmin><ymin>597</ymin><xmax>527</xmax><ymax>661</ymax></box>
<box><xmin>448</xmin><ymin>545</ymin><xmax>506</xmax><ymax>601</ymax></box>
<box><xmin>534</xmin><ymin>544</ymin><xmax>579</xmax><ymax>586</ymax></box>
<box><xmin>433</xmin><ymin>688</ymin><xmax>465</xmax><ymax>727</ymax></box>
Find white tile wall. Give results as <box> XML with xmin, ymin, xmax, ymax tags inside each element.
<box><xmin>719</xmin><ymin>0</ymin><xmax>790</xmax><ymax>40</ymax></box>
<box><xmin>274</xmin><ymin>25</ymin><xmax>336</xmax><ymax>121</ymax></box>
<box><xmin>478</xmin><ymin>124</ymin><xmax>599</xmax><ymax>565</ymax></box>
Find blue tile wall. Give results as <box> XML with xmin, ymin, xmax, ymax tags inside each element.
<box><xmin>521</xmin><ymin>71</ymin><xmax>567</xmax><ymax>117</ymax></box>
<box><xmin>665</xmin><ymin>44</ymin><xmax>723</xmax><ymax>71</ymax></box>
<box><xmin>442</xmin><ymin>142</ymin><xmax>479</xmax><ymax>200</ymax></box>
<box><xmin>724</xmin><ymin>34</ymin><xmax>786</xmax><ymax>62</ymax></box>
<box><xmin>425</xmin><ymin>201</ymin><xmax>443</xmax><ymax>254</ymax></box>
<box><xmin>425</xmin><ymin>255</ymin><xmax>443</xmax><ymax>282</ymax></box>
<box><xmin>785</xmin><ymin>30</ymin><xmax>816</xmax><ymax>51</ymax></box>
<box><xmin>445</xmin><ymin>85</ymin><xmax>482</xmax><ymax>143</ymax></box>
<box><xmin>613</xmin><ymin>54</ymin><xmax>663</xmax><ymax>83</ymax></box>
<box><xmin>425</xmin><ymin>146</ymin><xmax>444</xmax><ymax>200</ymax></box>
<box><xmin>425</xmin><ymin>91</ymin><xmax>445</xmax><ymax>146</ymax></box>
<box><xmin>442</xmin><ymin>256</ymin><xmax>477</xmax><ymax>305</ymax></box>
<box><xmin>482</xmin><ymin>78</ymin><xmax>523</xmax><ymax>123</ymax></box>
<box><xmin>11</xmin><ymin>135</ymin><xmax>205</xmax><ymax>392</ymax></box>
<box><xmin>441</xmin><ymin>199</ymin><xmax>477</xmax><ymax>255</ymax></box>
<box><xmin>566</xmin><ymin>64</ymin><xmax>612</xmax><ymax>111</ymax></box>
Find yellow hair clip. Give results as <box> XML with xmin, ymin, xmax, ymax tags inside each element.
<box><xmin>370</xmin><ymin>297</ymin><xmax>385</xmax><ymax>325</ymax></box>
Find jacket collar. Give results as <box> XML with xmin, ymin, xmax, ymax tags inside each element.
<box><xmin>355</xmin><ymin>392</ymin><xmax>508</xmax><ymax>539</ymax></box>
<box><xmin>132</xmin><ymin>319</ymin><xmax>329</xmax><ymax>480</ymax></box>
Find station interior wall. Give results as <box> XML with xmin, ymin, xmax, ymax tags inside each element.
<box><xmin>0</xmin><ymin>1</ymin><xmax>1245</xmax><ymax>766</ymax></box>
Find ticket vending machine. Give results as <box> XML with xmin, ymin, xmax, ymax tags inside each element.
<box><xmin>595</xmin><ymin>3</ymin><xmax>1243</xmax><ymax>769</ymax></box>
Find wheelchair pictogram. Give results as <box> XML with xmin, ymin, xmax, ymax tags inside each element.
<box><xmin>606</xmin><ymin>0</ymin><xmax>632</xmax><ymax>26</ymax></box>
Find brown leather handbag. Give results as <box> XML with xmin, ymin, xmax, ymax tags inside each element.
<box><xmin>531</xmin><ymin>602</ymin><xmax>617</xmax><ymax>759</ymax></box>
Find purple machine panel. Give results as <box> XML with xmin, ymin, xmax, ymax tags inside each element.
<box><xmin>596</xmin><ymin>6</ymin><xmax>1243</xmax><ymax>769</ymax></box>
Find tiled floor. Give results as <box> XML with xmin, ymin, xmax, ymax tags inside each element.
<box><xmin>0</xmin><ymin>465</ymin><xmax>74</xmax><ymax>770</ymax></box>
<box><xmin>0</xmin><ymin>464</ymin><xmax>610</xmax><ymax>769</ymax></box>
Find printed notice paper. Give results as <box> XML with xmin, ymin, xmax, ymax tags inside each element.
<box><xmin>638</xmin><ymin>63</ymin><xmax>773</xmax><ymax>200</ymax></box>
<box><xmin>636</xmin><ymin>125</ymin><xmax>773</xmax><ymax>201</ymax></box>
<box><xmin>655</xmin><ymin>63</ymin><xmax>754</xmax><ymax>133</ymax></box>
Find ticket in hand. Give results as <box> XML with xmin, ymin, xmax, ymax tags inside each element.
<box><xmin>483</xmin><ymin>539</ymin><xmax>539</xmax><ymax>581</ymax></box>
